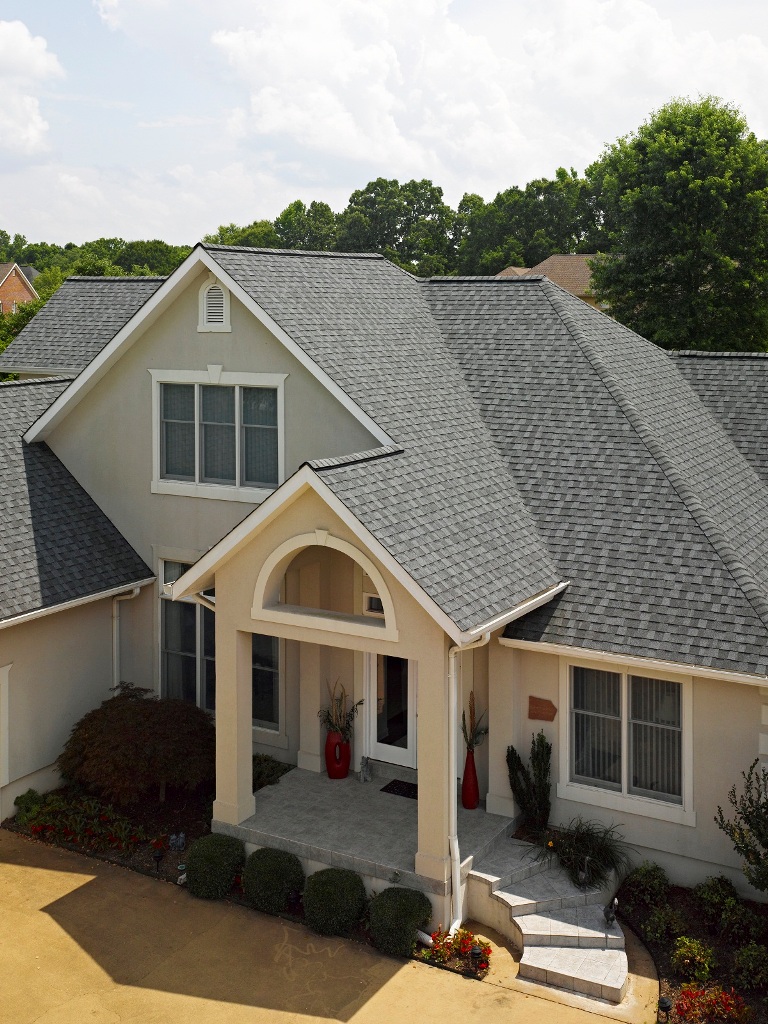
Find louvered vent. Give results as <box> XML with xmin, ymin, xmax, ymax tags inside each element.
<box><xmin>205</xmin><ymin>285</ymin><xmax>225</xmax><ymax>324</ymax></box>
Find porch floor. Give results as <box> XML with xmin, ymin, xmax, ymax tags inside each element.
<box><xmin>214</xmin><ymin>767</ymin><xmax>513</xmax><ymax>896</ymax></box>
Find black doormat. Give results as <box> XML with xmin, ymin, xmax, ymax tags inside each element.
<box><xmin>380</xmin><ymin>779</ymin><xmax>418</xmax><ymax>800</ymax></box>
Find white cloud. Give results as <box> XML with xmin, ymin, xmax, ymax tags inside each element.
<box><xmin>0</xmin><ymin>20</ymin><xmax>64</xmax><ymax>155</ymax></box>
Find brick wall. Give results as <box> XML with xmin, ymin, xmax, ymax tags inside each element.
<box><xmin>0</xmin><ymin>267</ymin><xmax>36</xmax><ymax>313</ymax></box>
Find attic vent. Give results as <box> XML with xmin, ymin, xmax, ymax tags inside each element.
<box><xmin>205</xmin><ymin>285</ymin><xmax>225</xmax><ymax>324</ymax></box>
<box><xmin>198</xmin><ymin>278</ymin><xmax>231</xmax><ymax>333</ymax></box>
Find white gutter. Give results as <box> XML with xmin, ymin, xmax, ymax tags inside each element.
<box><xmin>0</xmin><ymin>578</ymin><xmax>155</xmax><ymax>633</ymax></box>
<box><xmin>448</xmin><ymin>631</ymin><xmax>491</xmax><ymax>935</ymax></box>
<box><xmin>460</xmin><ymin>580</ymin><xmax>570</xmax><ymax>643</ymax></box>
<box><xmin>112</xmin><ymin>587</ymin><xmax>141</xmax><ymax>689</ymax></box>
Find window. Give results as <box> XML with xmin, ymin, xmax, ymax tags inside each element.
<box><xmin>198</xmin><ymin>278</ymin><xmax>231</xmax><ymax>332</ymax></box>
<box><xmin>160</xmin><ymin>561</ymin><xmax>282</xmax><ymax>735</ymax></box>
<box><xmin>570</xmin><ymin>666</ymin><xmax>682</xmax><ymax>804</ymax></box>
<box><xmin>152</xmin><ymin>369</ymin><xmax>286</xmax><ymax>501</ymax></box>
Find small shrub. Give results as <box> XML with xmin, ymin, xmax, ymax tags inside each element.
<box><xmin>642</xmin><ymin>905</ymin><xmax>685</xmax><ymax>946</ymax></box>
<box><xmin>620</xmin><ymin>861</ymin><xmax>670</xmax><ymax>916</ymax></box>
<box><xmin>369</xmin><ymin>887</ymin><xmax>432</xmax><ymax>957</ymax></box>
<box><xmin>186</xmin><ymin>833</ymin><xmax>245</xmax><ymax>900</ymax></box>
<box><xmin>675</xmin><ymin>985</ymin><xmax>751</xmax><ymax>1024</ymax></box>
<box><xmin>733</xmin><ymin>942</ymin><xmax>768</xmax><ymax>992</ymax></box>
<box><xmin>506</xmin><ymin>730</ymin><xmax>551</xmax><ymax>831</ymax></box>
<box><xmin>13</xmin><ymin>789</ymin><xmax>44</xmax><ymax>826</ymax></box>
<box><xmin>545</xmin><ymin>817</ymin><xmax>631</xmax><ymax>889</ymax></box>
<box><xmin>720</xmin><ymin>898</ymin><xmax>763</xmax><ymax>945</ymax></box>
<box><xmin>716</xmin><ymin>758</ymin><xmax>768</xmax><ymax>894</ymax></box>
<box><xmin>693</xmin><ymin>875</ymin><xmax>740</xmax><ymax>929</ymax></box>
<box><xmin>252</xmin><ymin>755</ymin><xmax>293</xmax><ymax>791</ymax></box>
<box><xmin>303</xmin><ymin>868</ymin><xmax>366</xmax><ymax>936</ymax></box>
<box><xmin>671</xmin><ymin>936</ymin><xmax>716</xmax><ymax>983</ymax></box>
<box><xmin>243</xmin><ymin>847</ymin><xmax>304</xmax><ymax>915</ymax></box>
<box><xmin>419</xmin><ymin>926</ymin><xmax>492</xmax><ymax>973</ymax></box>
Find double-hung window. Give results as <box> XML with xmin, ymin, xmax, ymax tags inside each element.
<box><xmin>152</xmin><ymin>370</ymin><xmax>286</xmax><ymax>501</ymax></box>
<box><xmin>560</xmin><ymin>661</ymin><xmax>692</xmax><ymax>824</ymax></box>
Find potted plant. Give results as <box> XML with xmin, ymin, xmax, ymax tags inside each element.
<box><xmin>461</xmin><ymin>690</ymin><xmax>488</xmax><ymax>809</ymax></box>
<box><xmin>318</xmin><ymin>680</ymin><xmax>364</xmax><ymax>779</ymax></box>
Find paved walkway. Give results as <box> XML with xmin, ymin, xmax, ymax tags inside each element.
<box><xmin>0</xmin><ymin>830</ymin><xmax>658</xmax><ymax>1024</ymax></box>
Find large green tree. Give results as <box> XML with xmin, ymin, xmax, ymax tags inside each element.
<box><xmin>588</xmin><ymin>96</ymin><xmax>768</xmax><ymax>350</ymax></box>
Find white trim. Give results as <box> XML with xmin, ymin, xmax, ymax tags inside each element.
<box><xmin>501</xmin><ymin>636</ymin><xmax>768</xmax><ymax>687</ymax></box>
<box><xmin>0</xmin><ymin>579</ymin><xmax>155</xmax><ymax>633</ymax></box>
<box><xmin>198</xmin><ymin>274</ymin><xmax>231</xmax><ymax>332</ymax></box>
<box><xmin>252</xmin><ymin>530</ymin><xmax>399</xmax><ymax>642</ymax></box>
<box><xmin>150</xmin><ymin>367</ymin><xmax>286</xmax><ymax>501</ymax></box>
<box><xmin>365</xmin><ymin>653</ymin><xmax>417</xmax><ymax>768</ymax></box>
<box><xmin>171</xmin><ymin>464</ymin><xmax>567</xmax><ymax>644</ymax></box>
<box><xmin>556</xmin><ymin>654</ymin><xmax>696</xmax><ymax>827</ymax></box>
<box><xmin>25</xmin><ymin>246</ymin><xmax>392</xmax><ymax>447</ymax></box>
<box><xmin>0</xmin><ymin>664</ymin><xmax>10</xmax><ymax>788</ymax></box>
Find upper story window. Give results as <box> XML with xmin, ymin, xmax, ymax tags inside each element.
<box><xmin>151</xmin><ymin>367</ymin><xmax>287</xmax><ymax>502</ymax></box>
<box><xmin>198</xmin><ymin>276</ymin><xmax>231</xmax><ymax>332</ymax></box>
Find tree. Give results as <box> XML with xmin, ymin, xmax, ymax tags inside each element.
<box><xmin>587</xmin><ymin>96</ymin><xmax>768</xmax><ymax>350</ymax></box>
<box><xmin>274</xmin><ymin>200</ymin><xmax>337</xmax><ymax>250</ymax></box>
<box><xmin>0</xmin><ymin>299</ymin><xmax>45</xmax><ymax>360</ymax></box>
<box><xmin>203</xmin><ymin>220</ymin><xmax>281</xmax><ymax>248</ymax></box>
<box><xmin>113</xmin><ymin>239</ymin><xmax>191</xmax><ymax>276</ymax></box>
<box><xmin>716</xmin><ymin>759</ymin><xmax>768</xmax><ymax>892</ymax></box>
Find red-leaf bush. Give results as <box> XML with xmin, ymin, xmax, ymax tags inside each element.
<box><xmin>674</xmin><ymin>985</ymin><xmax>751</xmax><ymax>1023</ymax></box>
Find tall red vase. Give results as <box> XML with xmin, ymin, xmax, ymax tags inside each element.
<box><xmin>324</xmin><ymin>731</ymin><xmax>351</xmax><ymax>779</ymax></box>
<box><xmin>461</xmin><ymin>749</ymin><xmax>480</xmax><ymax>809</ymax></box>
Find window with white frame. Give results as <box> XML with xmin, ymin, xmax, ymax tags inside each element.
<box><xmin>570</xmin><ymin>666</ymin><xmax>683</xmax><ymax>804</ymax></box>
<box><xmin>160</xmin><ymin>560</ymin><xmax>281</xmax><ymax>732</ymax></box>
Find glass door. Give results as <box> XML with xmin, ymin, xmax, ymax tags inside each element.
<box><xmin>368</xmin><ymin>654</ymin><xmax>416</xmax><ymax>768</ymax></box>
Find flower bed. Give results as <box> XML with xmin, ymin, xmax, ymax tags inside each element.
<box><xmin>414</xmin><ymin>926</ymin><xmax>492</xmax><ymax>978</ymax></box>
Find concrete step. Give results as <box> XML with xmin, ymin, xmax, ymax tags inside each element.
<box><xmin>516</xmin><ymin>904</ymin><xmax>625</xmax><ymax>949</ymax></box>
<box><xmin>519</xmin><ymin>946</ymin><xmax>628</xmax><ymax>1003</ymax></box>
<box><xmin>470</xmin><ymin>838</ymin><xmax>545</xmax><ymax>891</ymax></box>
<box><xmin>493</xmin><ymin>866</ymin><xmax>601</xmax><ymax>918</ymax></box>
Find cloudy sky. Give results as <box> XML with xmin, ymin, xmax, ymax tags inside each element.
<box><xmin>2</xmin><ymin>0</ymin><xmax>768</xmax><ymax>245</ymax></box>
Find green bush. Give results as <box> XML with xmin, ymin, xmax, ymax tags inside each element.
<box><xmin>642</xmin><ymin>905</ymin><xmax>685</xmax><ymax>946</ymax></box>
<box><xmin>244</xmin><ymin>847</ymin><xmax>304</xmax><ymax>915</ymax></box>
<box><xmin>620</xmin><ymin>861</ymin><xmax>670</xmax><ymax>916</ymax></box>
<box><xmin>369</xmin><ymin>887</ymin><xmax>433</xmax><ymax>957</ymax></box>
<box><xmin>716</xmin><ymin>758</ymin><xmax>768</xmax><ymax>893</ymax></box>
<box><xmin>13</xmin><ymin>789</ymin><xmax>45</xmax><ymax>826</ymax></box>
<box><xmin>546</xmin><ymin>817</ymin><xmax>631</xmax><ymax>889</ymax></box>
<box><xmin>57</xmin><ymin>683</ymin><xmax>215</xmax><ymax>805</ymax></box>
<box><xmin>732</xmin><ymin>942</ymin><xmax>768</xmax><ymax>991</ymax></box>
<box><xmin>693</xmin><ymin>875</ymin><xmax>740</xmax><ymax>929</ymax></box>
<box><xmin>506</xmin><ymin>731</ymin><xmax>552</xmax><ymax>832</ymax></box>
<box><xmin>720</xmin><ymin>897</ymin><xmax>763</xmax><ymax>945</ymax></box>
<box><xmin>303</xmin><ymin>868</ymin><xmax>366</xmax><ymax>936</ymax></box>
<box><xmin>186</xmin><ymin>833</ymin><xmax>245</xmax><ymax>900</ymax></box>
<box><xmin>670</xmin><ymin>936</ymin><xmax>716</xmax><ymax>983</ymax></box>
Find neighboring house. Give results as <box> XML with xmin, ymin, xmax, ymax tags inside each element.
<box><xmin>499</xmin><ymin>253</ymin><xmax>599</xmax><ymax>306</ymax></box>
<box><xmin>0</xmin><ymin>261</ymin><xmax>39</xmax><ymax>314</ymax></box>
<box><xmin>1</xmin><ymin>245</ymin><xmax>768</xmax><ymax>1000</ymax></box>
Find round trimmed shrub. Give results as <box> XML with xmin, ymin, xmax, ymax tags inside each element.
<box><xmin>244</xmin><ymin>847</ymin><xmax>305</xmax><ymax>915</ymax></box>
<box><xmin>186</xmin><ymin>833</ymin><xmax>245</xmax><ymax>900</ymax></box>
<box><xmin>369</xmin><ymin>886</ymin><xmax>433</xmax><ymax>957</ymax></box>
<box><xmin>693</xmin><ymin>875</ymin><xmax>739</xmax><ymax>929</ymax></box>
<box><xmin>670</xmin><ymin>936</ymin><xmax>715</xmax><ymax>983</ymax></box>
<box><xmin>303</xmin><ymin>868</ymin><xmax>366</xmax><ymax>936</ymax></box>
<box><xmin>720</xmin><ymin>897</ymin><xmax>762</xmax><ymax>944</ymax></box>
<box><xmin>620</xmin><ymin>860</ymin><xmax>670</xmax><ymax>916</ymax></box>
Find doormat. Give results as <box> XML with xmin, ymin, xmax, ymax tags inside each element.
<box><xmin>380</xmin><ymin>779</ymin><xmax>418</xmax><ymax>800</ymax></box>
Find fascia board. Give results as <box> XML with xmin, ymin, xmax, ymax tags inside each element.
<box><xmin>195</xmin><ymin>249</ymin><xmax>393</xmax><ymax>447</ymax></box>
<box><xmin>500</xmin><ymin>636</ymin><xmax>768</xmax><ymax>687</ymax></box>
<box><xmin>0</xmin><ymin>577</ymin><xmax>156</xmax><ymax>632</ymax></box>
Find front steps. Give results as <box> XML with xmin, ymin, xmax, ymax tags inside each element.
<box><xmin>468</xmin><ymin>838</ymin><xmax>628</xmax><ymax>1003</ymax></box>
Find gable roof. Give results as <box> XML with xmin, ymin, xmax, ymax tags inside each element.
<box><xmin>0</xmin><ymin>276</ymin><xmax>164</xmax><ymax>375</ymax></box>
<box><xmin>429</xmin><ymin>278</ymin><xmax>768</xmax><ymax>678</ymax></box>
<box><xmin>0</xmin><ymin>261</ymin><xmax>39</xmax><ymax>301</ymax></box>
<box><xmin>0</xmin><ymin>379</ymin><xmax>153</xmax><ymax>626</ymax></box>
<box><xmin>529</xmin><ymin>254</ymin><xmax>595</xmax><ymax>297</ymax></box>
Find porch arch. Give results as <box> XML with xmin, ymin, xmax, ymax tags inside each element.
<box><xmin>252</xmin><ymin>530</ymin><xmax>399</xmax><ymax>641</ymax></box>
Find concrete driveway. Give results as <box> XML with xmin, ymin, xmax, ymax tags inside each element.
<box><xmin>0</xmin><ymin>830</ymin><xmax>657</xmax><ymax>1024</ymax></box>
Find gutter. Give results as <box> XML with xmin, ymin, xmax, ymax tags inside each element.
<box><xmin>0</xmin><ymin>578</ymin><xmax>156</xmax><ymax>633</ymax></box>
<box><xmin>448</xmin><ymin>631</ymin><xmax>491</xmax><ymax>935</ymax></box>
<box><xmin>112</xmin><ymin>587</ymin><xmax>142</xmax><ymax>689</ymax></box>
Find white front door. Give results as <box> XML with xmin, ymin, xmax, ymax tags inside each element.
<box><xmin>366</xmin><ymin>653</ymin><xmax>417</xmax><ymax>769</ymax></box>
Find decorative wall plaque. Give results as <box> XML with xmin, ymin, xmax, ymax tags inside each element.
<box><xmin>528</xmin><ymin>696</ymin><xmax>557</xmax><ymax>721</ymax></box>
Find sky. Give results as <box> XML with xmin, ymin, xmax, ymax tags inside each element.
<box><xmin>1</xmin><ymin>0</ymin><xmax>768</xmax><ymax>246</ymax></box>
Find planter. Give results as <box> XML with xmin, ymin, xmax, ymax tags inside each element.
<box><xmin>324</xmin><ymin>731</ymin><xmax>351</xmax><ymax>779</ymax></box>
<box><xmin>461</xmin><ymin>749</ymin><xmax>480</xmax><ymax>809</ymax></box>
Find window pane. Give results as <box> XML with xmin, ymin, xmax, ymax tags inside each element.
<box><xmin>243</xmin><ymin>388</ymin><xmax>277</xmax><ymax>426</ymax></box>
<box><xmin>162</xmin><ymin>600</ymin><xmax>196</xmax><ymax>656</ymax></box>
<box><xmin>162</xmin><ymin>383</ymin><xmax>194</xmax><ymax>420</ymax></box>
<box><xmin>161</xmin><ymin>384</ymin><xmax>195</xmax><ymax>480</ymax></box>
<box><xmin>243</xmin><ymin>426</ymin><xmax>278</xmax><ymax>487</ymax></box>
<box><xmin>630</xmin><ymin>677</ymin><xmax>682</xmax><ymax>802</ymax></box>
<box><xmin>163</xmin><ymin>561</ymin><xmax>192</xmax><ymax>585</ymax></box>
<box><xmin>202</xmin><ymin>607</ymin><xmax>216</xmax><ymax>712</ymax></box>
<box><xmin>163</xmin><ymin>652</ymin><xmax>197</xmax><ymax>702</ymax></box>
<box><xmin>201</xmin><ymin>423</ymin><xmax>236</xmax><ymax>483</ymax></box>
<box><xmin>201</xmin><ymin>385</ymin><xmax>235</xmax><ymax>424</ymax></box>
<box><xmin>376</xmin><ymin>655</ymin><xmax>409</xmax><ymax>749</ymax></box>
<box><xmin>571</xmin><ymin>667</ymin><xmax>621</xmax><ymax>790</ymax></box>
<box><xmin>630</xmin><ymin>676</ymin><xmax>681</xmax><ymax>728</ymax></box>
<box><xmin>572</xmin><ymin>667</ymin><xmax>621</xmax><ymax>716</ymax></box>
<box><xmin>252</xmin><ymin>633</ymin><xmax>279</xmax><ymax>730</ymax></box>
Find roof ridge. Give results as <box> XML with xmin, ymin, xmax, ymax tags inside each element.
<box><xmin>0</xmin><ymin>376</ymin><xmax>73</xmax><ymax>389</ymax></box>
<box><xmin>426</xmin><ymin>275</ymin><xmax>546</xmax><ymax>283</ymax></box>
<box><xmin>671</xmin><ymin>350</ymin><xmax>768</xmax><ymax>359</ymax></box>
<box><xmin>307</xmin><ymin>444</ymin><xmax>403</xmax><ymax>470</ymax></box>
<box><xmin>67</xmin><ymin>275</ymin><xmax>167</xmax><ymax>281</ymax></box>
<box><xmin>201</xmin><ymin>243</ymin><xmax>385</xmax><ymax>260</ymax></box>
<box><xmin>543</xmin><ymin>284</ymin><xmax>768</xmax><ymax>632</ymax></box>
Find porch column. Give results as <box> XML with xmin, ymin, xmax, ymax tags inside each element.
<box><xmin>486</xmin><ymin>639</ymin><xmax>518</xmax><ymax>818</ymax></box>
<box><xmin>297</xmin><ymin>642</ymin><xmax>323</xmax><ymax>772</ymax></box>
<box><xmin>415</xmin><ymin>646</ymin><xmax>451</xmax><ymax>883</ymax></box>
<box><xmin>212</xmin><ymin>629</ymin><xmax>255</xmax><ymax>825</ymax></box>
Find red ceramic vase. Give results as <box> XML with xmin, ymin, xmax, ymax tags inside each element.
<box><xmin>461</xmin><ymin>749</ymin><xmax>480</xmax><ymax>809</ymax></box>
<box><xmin>324</xmin><ymin>731</ymin><xmax>352</xmax><ymax>779</ymax></box>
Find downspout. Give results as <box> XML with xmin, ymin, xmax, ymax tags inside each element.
<box><xmin>448</xmin><ymin>631</ymin><xmax>491</xmax><ymax>935</ymax></box>
<box><xmin>112</xmin><ymin>587</ymin><xmax>141</xmax><ymax>690</ymax></box>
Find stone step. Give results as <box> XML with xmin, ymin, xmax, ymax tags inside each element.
<box><xmin>519</xmin><ymin>946</ymin><xmax>628</xmax><ymax>1003</ymax></box>
<box><xmin>516</xmin><ymin>904</ymin><xmax>625</xmax><ymax>949</ymax></box>
<box><xmin>493</xmin><ymin>866</ymin><xmax>601</xmax><ymax>918</ymax></box>
<box><xmin>470</xmin><ymin>839</ymin><xmax>546</xmax><ymax>890</ymax></box>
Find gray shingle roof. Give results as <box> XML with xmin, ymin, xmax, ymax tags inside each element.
<box><xmin>673</xmin><ymin>352</ymin><xmax>768</xmax><ymax>488</ymax></box>
<box><xmin>0</xmin><ymin>379</ymin><xmax>153</xmax><ymax>623</ymax></box>
<box><xmin>428</xmin><ymin>278</ymin><xmax>768</xmax><ymax>677</ymax></box>
<box><xmin>206</xmin><ymin>245</ymin><xmax>562</xmax><ymax>632</ymax></box>
<box><xmin>0</xmin><ymin>276</ymin><xmax>164</xmax><ymax>374</ymax></box>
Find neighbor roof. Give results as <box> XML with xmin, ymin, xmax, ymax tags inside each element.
<box><xmin>499</xmin><ymin>254</ymin><xmax>596</xmax><ymax>299</ymax></box>
<box><xmin>0</xmin><ymin>276</ymin><xmax>164</xmax><ymax>375</ymax></box>
<box><xmin>0</xmin><ymin>379</ymin><xmax>153</xmax><ymax>624</ymax></box>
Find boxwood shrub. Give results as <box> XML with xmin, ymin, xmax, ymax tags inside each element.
<box><xmin>369</xmin><ymin>886</ymin><xmax>432</xmax><ymax>957</ymax></box>
<box><xmin>244</xmin><ymin>847</ymin><xmax>305</xmax><ymax>915</ymax></box>
<box><xmin>303</xmin><ymin>867</ymin><xmax>366</xmax><ymax>936</ymax></box>
<box><xmin>186</xmin><ymin>833</ymin><xmax>245</xmax><ymax>900</ymax></box>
